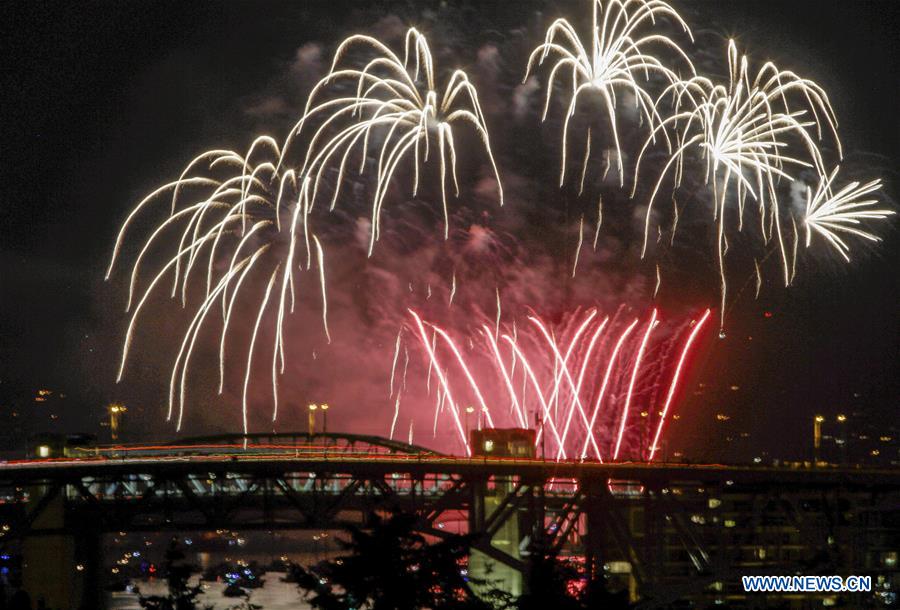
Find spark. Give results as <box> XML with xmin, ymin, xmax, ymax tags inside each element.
<box><xmin>572</xmin><ymin>214</ymin><xmax>585</xmax><ymax>277</ymax></box>
<box><xmin>242</xmin><ymin>269</ymin><xmax>279</xmax><ymax>435</ymax></box>
<box><xmin>533</xmin><ymin>314</ymin><xmax>608</xmax><ymax>460</ymax></box>
<box><xmin>402</xmin><ymin>347</ymin><xmax>410</xmax><ymax>391</ymax></box>
<box><xmin>495</xmin><ymin>287</ymin><xmax>501</xmax><ymax>339</ymax></box>
<box><xmin>580</xmin><ymin>317</ymin><xmax>638</xmax><ymax>460</ymax></box>
<box><xmin>670</xmin><ymin>195</ymin><xmax>679</xmax><ymax>245</ymax></box>
<box><xmin>648</xmin><ymin>308</ymin><xmax>711</xmax><ymax>460</ymax></box>
<box><xmin>528</xmin><ymin>311</ymin><xmax>599</xmax><ymax>459</ymax></box>
<box><xmin>389</xmin><ymin>330</ymin><xmax>403</xmax><ymax>397</ymax></box>
<box><xmin>428</xmin><ymin>323</ymin><xmax>497</xmax><ymax>429</ymax></box>
<box><xmin>525</xmin><ymin>0</ymin><xmax>694</xmax><ymax>187</ymax></box>
<box><xmin>390</xmin><ymin>389</ymin><xmax>402</xmax><ymax>440</ymax></box>
<box><xmin>483</xmin><ymin>326</ymin><xmax>528</xmax><ymax>428</ymax></box>
<box><xmin>803</xmin><ymin>166</ymin><xmax>893</xmax><ymax>261</ymax></box>
<box><xmin>408</xmin><ymin>309</ymin><xmax>469</xmax><ymax>454</ymax></box>
<box><xmin>754</xmin><ymin>259</ymin><xmax>762</xmax><ymax>299</ymax></box>
<box><xmin>613</xmin><ymin>309</ymin><xmax>657</xmax><ymax>460</ymax></box>
<box><xmin>790</xmin><ymin>215</ymin><xmax>799</xmax><ymax>284</ymax></box>
<box><xmin>313</xmin><ymin>236</ymin><xmax>330</xmax><ymax>343</ymax></box>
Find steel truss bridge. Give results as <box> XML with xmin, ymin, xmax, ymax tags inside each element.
<box><xmin>1</xmin><ymin>433</ymin><xmax>899</xmax><ymax>609</ymax></box>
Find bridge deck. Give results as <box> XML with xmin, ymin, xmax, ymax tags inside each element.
<box><xmin>2</xmin><ymin>453</ymin><xmax>898</xmax><ymax>487</ymax></box>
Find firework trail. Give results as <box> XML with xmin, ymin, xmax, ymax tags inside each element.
<box><xmin>287</xmin><ymin>27</ymin><xmax>503</xmax><ymax>255</ymax></box>
<box><xmin>525</xmin><ymin>0</ymin><xmax>695</xmax><ymax>187</ymax></box>
<box><xmin>634</xmin><ymin>39</ymin><xmax>842</xmax><ymax>324</ymax></box>
<box><xmin>403</xmin><ymin>306</ymin><xmax>711</xmax><ymax>460</ymax></box>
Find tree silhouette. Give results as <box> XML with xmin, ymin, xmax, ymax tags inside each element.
<box><xmin>292</xmin><ymin>510</ymin><xmax>631</xmax><ymax>610</ymax></box>
<box><xmin>224</xmin><ymin>589</ymin><xmax>263</xmax><ymax>610</ymax></box>
<box><xmin>136</xmin><ymin>539</ymin><xmax>211</xmax><ymax>610</ymax></box>
<box><xmin>519</xmin><ymin>553</ymin><xmax>631</xmax><ymax>610</ymax></box>
<box><xmin>292</xmin><ymin>512</ymin><xmax>501</xmax><ymax>610</ymax></box>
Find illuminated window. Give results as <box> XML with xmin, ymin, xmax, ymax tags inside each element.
<box><xmin>37</xmin><ymin>445</ymin><xmax>50</xmax><ymax>458</ymax></box>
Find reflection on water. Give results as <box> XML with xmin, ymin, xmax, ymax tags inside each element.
<box><xmin>107</xmin><ymin>573</ymin><xmax>312</xmax><ymax>610</ymax></box>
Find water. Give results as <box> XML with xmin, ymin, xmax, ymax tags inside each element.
<box><xmin>107</xmin><ymin>573</ymin><xmax>313</xmax><ymax>609</ymax></box>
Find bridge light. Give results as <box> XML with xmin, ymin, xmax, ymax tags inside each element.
<box><xmin>814</xmin><ymin>415</ymin><xmax>825</xmax><ymax>465</ymax></box>
<box><xmin>37</xmin><ymin>445</ymin><xmax>50</xmax><ymax>458</ymax></box>
<box><xmin>308</xmin><ymin>403</ymin><xmax>318</xmax><ymax>435</ymax></box>
<box><xmin>320</xmin><ymin>403</ymin><xmax>330</xmax><ymax>434</ymax></box>
<box><xmin>836</xmin><ymin>414</ymin><xmax>847</xmax><ymax>423</ymax></box>
<box><xmin>107</xmin><ymin>403</ymin><xmax>127</xmax><ymax>441</ymax></box>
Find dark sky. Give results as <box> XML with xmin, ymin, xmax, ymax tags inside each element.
<box><xmin>1</xmin><ymin>0</ymin><xmax>897</xmax><ymax>457</ymax></box>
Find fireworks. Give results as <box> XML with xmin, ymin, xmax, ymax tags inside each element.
<box><xmin>288</xmin><ymin>27</ymin><xmax>503</xmax><ymax>254</ymax></box>
<box><xmin>404</xmin><ymin>307</ymin><xmax>711</xmax><ymax>460</ymax></box>
<box><xmin>525</xmin><ymin>0</ymin><xmax>694</xmax><ymax>187</ymax></box>
<box><xmin>803</xmin><ymin>167</ymin><xmax>894</xmax><ymax>261</ymax></box>
<box><xmin>106</xmin><ymin>138</ymin><xmax>321</xmax><ymax>433</ymax></box>
<box><xmin>106</xmin><ymin>6</ymin><xmax>892</xmax><ymax>447</ymax></box>
<box><xmin>107</xmin><ymin>28</ymin><xmax>501</xmax><ymax>434</ymax></box>
<box><xmin>633</xmin><ymin>40</ymin><xmax>842</xmax><ymax>322</ymax></box>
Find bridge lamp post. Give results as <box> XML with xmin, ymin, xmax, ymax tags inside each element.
<box><xmin>813</xmin><ymin>414</ymin><xmax>825</xmax><ymax>466</ymax></box>
<box><xmin>836</xmin><ymin>414</ymin><xmax>847</xmax><ymax>464</ymax></box>
<box><xmin>108</xmin><ymin>403</ymin><xmax>127</xmax><ymax>441</ymax></box>
<box><xmin>308</xmin><ymin>403</ymin><xmax>318</xmax><ymax>436</ymax></box>
<box><xmin>321</xmin><ymin>403</ymin><xmax>330</xmax><ymax>434</ymax></box>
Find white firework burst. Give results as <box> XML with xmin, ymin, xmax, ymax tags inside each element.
<box><xmin>287</xmin><ymin>27</ymin><xmax>503</xmax><ymax>255</ymax></box>
<box><xmin>107</xmin><ymin>137</ymin><xmax>326</xmax><ymax>433</ymax></box>
<box><xmin>634</xmin><ymin>39</ymin><xmax>841</xmax><ymax>321</ymax></box>
<box><xmin>524</xmin><ymin>0</ymin><xmax>695</xmax><ymax>187</ymax></box>
<box><xmin>804</xmin><ymin>166</ymin><xmax>893</xmax><ymax>261</ymax></box>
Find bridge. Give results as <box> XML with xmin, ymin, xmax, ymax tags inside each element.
<box><xmin>2</xmin><ymin>432</ymin><xmax>899</xmax><ymax>609</ymax></box>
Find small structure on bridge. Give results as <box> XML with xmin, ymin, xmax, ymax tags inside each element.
<box><xmin>470</xmin><ymin>428</ymin><xmax>536</xmax><ymax>458</ymax></box>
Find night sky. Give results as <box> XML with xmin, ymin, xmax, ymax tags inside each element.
<box><xmin>1</xmin><ymin>0</ymin><xmax>897</xmax><ymax>459</ymax></box>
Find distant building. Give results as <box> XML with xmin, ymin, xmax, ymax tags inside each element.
<box><xmin>27</xmin><ymin>432</ymin><xmax>96</xmax><ymax>458</ymax></box>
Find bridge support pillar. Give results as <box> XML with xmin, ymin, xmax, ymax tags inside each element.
<box><xmin>22</xmin><ymin>484</ymin><xmax>76</xmax><ymax>610</ymax></box>
<box><xmin>22</xmin><ymin>485</ymin><xmax>104</xmax><ymax>610</ymax></box>
<box><xmin>469</xmin><ymin>476</ymin><xmax>525</xmax><ymax>598</ymax></box>
<box><xmin>584</xmin><ymin>482</ymin><xmax>603</xmax><ymax>580</ymax></box>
